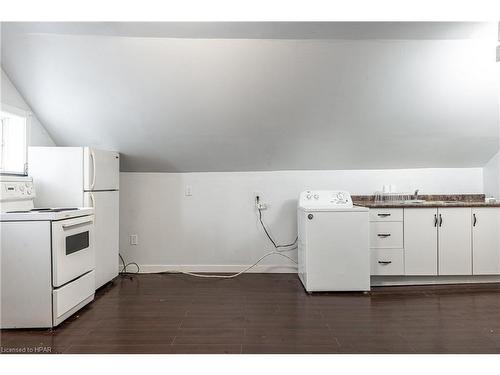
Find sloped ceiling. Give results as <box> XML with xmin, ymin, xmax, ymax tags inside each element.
<box><xmin>1</xmin><ymin>22</ymin><xmax>499</xmax><ymax>172</ymax></box>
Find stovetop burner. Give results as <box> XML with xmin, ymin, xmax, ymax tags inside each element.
<box><xmin>31</xmin><ymin>208</ymin><xmax>79</xmax><ymax>213</ymax></box>
<box><xmin>7</xmin><ymin>208</ymin><xmax>80</xmax><ymax>214</ymax></box>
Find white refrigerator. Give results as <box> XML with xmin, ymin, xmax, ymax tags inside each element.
<box><xmin>28</xmin><ymin>146</ymin><xmax>120</xmax><ymax>289</ymax></box>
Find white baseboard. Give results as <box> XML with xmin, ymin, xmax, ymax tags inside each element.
<box><xmin>135</xmin><ymin>264</ymin><xmax>298</xmax><ymax>274</ymax></box>
<box><xmin>371</xmin><ymin>275</ymin><xmax>500</xmax><ymax>286</ymax></box>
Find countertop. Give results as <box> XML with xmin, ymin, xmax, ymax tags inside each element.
<box><xmin>355</xmin><ymin>201</ymin><xmax>500</xmax><ymax>208</ymax></box>
<box><xmin>352</xmin><ymin>194</ymin><xmax>500</xmax><ymax>208</ymax></box>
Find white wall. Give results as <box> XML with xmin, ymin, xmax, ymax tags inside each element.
<box><xmin>483</xmin><ymin>57</ymin><xmax>500</xmax><ymax>199</ymax></box>
<box><xmin>1</xmin><ymin>68</ymin><xmax>54</xmax><ymax>146</ymax></box>
<box><xmin>483</xmin><ymin>151</ymin><xmax>500</xmax><ymax>199</ymax></box>
<box><xmin>3</xmin><ymin>33</ymin><xmax>498</xmax><ymax>172</ymax></box>
<box><xmin>119</xmin><ymin>168</ymin><xmax>483</xmax><ymax>273</ymax></box>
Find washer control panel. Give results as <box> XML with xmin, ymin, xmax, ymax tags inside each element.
<box><xmin>299</xmin><ymin>190</ymin><xmax>353</xmax><ymax>209</ymax></box>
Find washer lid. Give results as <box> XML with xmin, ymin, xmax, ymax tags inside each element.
<box><xmin>298</xmin><ymin>190</ymin><xmax>367</xmax><ymax>211</ymax></box>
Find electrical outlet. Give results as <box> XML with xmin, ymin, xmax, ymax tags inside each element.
<box><xmin>129</xmin><ymin>234</ymin><xmax>138</xmax><ymax>245</ymax></box>
<box><xmin>253</xmin><ymin>191</ymin><xmax>267</xmax><ymax>210</ymax></box>
<box><xmin>257</xmin><ymin>202</ymin><xmax>268</xmax><ymax>210</ymax></box>
<box><xmin>185</xmin><ymin>185</ymin><xmax>193</xmax><ymax>196</ymax></box>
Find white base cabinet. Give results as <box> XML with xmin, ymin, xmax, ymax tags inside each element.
<box><xmin>472</xmin><ymin>208</ymin><xmax>500</xmax><ymax>275</ymax></box>
<box><xmin>437</xmin><ymin>208</ymin><xmax>472</xmax><ymax>275</ymax></box>
<box><xmin>369</xmin><ymin>209</ymin><xmax>404</xmax><ymax>276</ymax></box>
<box><xmin>404</xmin><ymin>208</ymin><xmax>438</xmax><ymax>275</ymax></box>
<box><xmin>401</xmin><ymin>207</ymin><xmax>473</xmax><ymax>276</ymax></box>
<box><xmin>371</xmin><ymin>206</ymin><xmax>500</xmax><ymax>281</ymax></box>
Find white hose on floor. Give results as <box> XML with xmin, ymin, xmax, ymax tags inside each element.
<box><xmin>120</xmin><ymin>247</ymin><xmax>297</xmax><ymax>279</ymax></box>
<box><xmin>160</xmin><ymin>248</ymin><xmax>298</xmax><ymax>279</ymax></box>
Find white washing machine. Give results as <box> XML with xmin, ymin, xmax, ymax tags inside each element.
<box><xmin>298</xmin><ymin>190</ymin><xmax>370</xmax><ymax>292</ymax></box>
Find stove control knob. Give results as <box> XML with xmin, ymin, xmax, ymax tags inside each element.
<box><xmin>306</xmin><ymin>194</ymin><xmax>312</xmax><ymax>200</ymax></box>
<box><xmin>19</xmin><ymin>185</ymin><xmax>25</xmax><ymax>192</ymax></box>
<box><xmin>27</xmin><ymin>189</ymin><xmax>32</xmax><ymax>195</ymax></box>
<box><xmin>313</xmin><ymin>194</ymin><xmax>319</xmax><ymax>200</ymax></box>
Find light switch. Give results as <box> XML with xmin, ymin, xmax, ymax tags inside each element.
<box><xmin>185</xmin><ymin>185</ymin><xmax>193</xmax><ymax>196</ymax></box>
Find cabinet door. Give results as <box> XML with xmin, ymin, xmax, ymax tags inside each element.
<box><xmin>404</xmin><ymin>208</ymin><xmax>438</xmax><ymax>275</ymax></box>
<box><xmin>472</xmin><ymin>208</ymin><xmax>500</xmax><ymax>275</ymax></box>
<box><xmin>438</xmin><ymin>208</ymin><xmax>472</xmax><ymax>275</ymax></box>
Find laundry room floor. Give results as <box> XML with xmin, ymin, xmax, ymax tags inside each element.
<box><xmin>2</xmin><ymin>274</ymin><xmax>500</xmax><ymax>354</ymax></box>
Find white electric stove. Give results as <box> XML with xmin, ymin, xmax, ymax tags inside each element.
<box><xmin>1</xmin><ymin>175</ymin><xmax>96</xmax><ymax>328</ymax></box>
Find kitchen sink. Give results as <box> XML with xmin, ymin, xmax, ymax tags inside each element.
<box><xmin>403</xmin><ymin>199</ymin><xmax>427</xmax><ymax>204</ymax></box>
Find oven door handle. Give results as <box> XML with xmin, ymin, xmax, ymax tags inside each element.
<box><xmin>62</xmin><ymin>219</ymin><xmax>94</xmax><ymax>230</ymax></box>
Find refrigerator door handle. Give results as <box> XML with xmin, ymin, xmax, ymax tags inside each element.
<box><xmin>90</xmin><ymin>150</ymin><xmax>96</xmax><ymax>190</ymax></box>
<box><xmin>89</xmin><ymin>192</ymin><xmax>95</xmax><ymax>208</ymax></box>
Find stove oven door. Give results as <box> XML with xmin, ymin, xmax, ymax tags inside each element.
<box><xmin>51</xmin><ymin>215</ymin><xmax>95</xmax><ymax>287</ymax></box>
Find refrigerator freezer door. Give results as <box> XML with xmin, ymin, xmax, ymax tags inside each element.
<box><xmin>84</xmin><ymin>147</ymin><xmax>120</xmax><ymax>191</ymax></box>
<box><xmin>28</xmin><ymin>147</ymin><xmax>85</xmax><ymax>207</ymax></box>
<box><xmin>84</xmin><ymin>190</ymin><xmax>119</xmax><ymax>289</ymax></box>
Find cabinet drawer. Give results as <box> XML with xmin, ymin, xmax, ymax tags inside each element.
<box><xmin>371</xmin><ymin>249</ymin><xmax>404</xmax><ymax>275</ymax></box>
<box><xmin>369</xmin><ymin>208</ymin><xmax>403</xmax><ymax>222</ymax></box>
<box><xmin>370</xmin><ymin>222</ymin><xmax>404</xmax><ymax>248</ymax></box>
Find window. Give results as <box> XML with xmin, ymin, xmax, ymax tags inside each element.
<box><xmin>0</xmin><ymin>104</ymin><xmax>29</xmax><ymax>175</ymax></box>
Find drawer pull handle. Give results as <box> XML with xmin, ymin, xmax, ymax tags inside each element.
<box><xmin>377</xmin><ymin>213</ymin><xmax>391</xmax><ymax>217</ymax></box>
<box><xmin>377</xmin><ymin>233</ymin><xmax>391</xmax><ymax>238</ymax></box>
<box><xmin>378</xmin><ymin>261</ymin><xmax>392</xmax><ymax>265</ymax></box>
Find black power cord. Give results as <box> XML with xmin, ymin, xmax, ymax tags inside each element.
<box><xmin>257</xmin><ymin>207</ymin><xmax>298</xmax><ymax>250</ymax></box>
<box><xmin>119</xmin><ymin>253</ymin><xmax>140</xmax><ymax>274</ymax></box>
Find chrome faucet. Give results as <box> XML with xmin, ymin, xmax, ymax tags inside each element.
<box><xmin>413</xmin><ymin>189</ymin><xmax>420</xmax><ymax>200</ymax></box>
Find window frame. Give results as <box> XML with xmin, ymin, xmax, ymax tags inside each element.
<box><xmin>0</xmin><ymin>103</ymin><xmax>31</xmax><ymax>176</ymax></box>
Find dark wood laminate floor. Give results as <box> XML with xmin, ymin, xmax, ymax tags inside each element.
<box><xmin>2</xmin><ymin>274</ymin><xmax>500</xmax><ymax>354</ymax></box>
